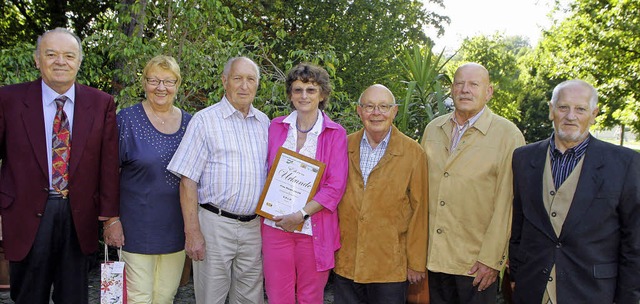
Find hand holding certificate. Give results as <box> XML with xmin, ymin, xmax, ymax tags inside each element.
<box><xmin>256</xmin><ymin>147</ymin><xmax>325</xmax><ymax>230</ymax></box>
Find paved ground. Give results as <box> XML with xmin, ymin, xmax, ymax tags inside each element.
<box><xmin>0</xmin><ymin>264</ymin><xmax>336</xmax><ymax>303</ymax></box>
<box><xmin>0</xmin><ymin>266</ymin><xmax>508</xmax><ymax>303</ymax></box>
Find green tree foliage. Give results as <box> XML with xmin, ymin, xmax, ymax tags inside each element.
<box><xmin>0</xmin><ymin>0</ymin><xmax>451</xmax><ymax>137</ymax></box>
<box><xmin>0</xmin><ymin>42</ymin><xmax>38</xmax><ymax>84</ymax></box>
<box><xmin>0</xmin><ymin>0</ymin><xmax>118</xmax><ymax>47</ymax></box>
<box><xmin>396</xmin><ymin>45</ymin><xmax>452</xmax><ymax>140</ymax></box>
<box><xmin>533</xmin><ymin>0</ymin><xmax>640</xmax><ymax>134</ymax></box>
<box><xmin>515</xmin><ymin>51</ymin><xmax>556</xmax><ymax>143</ymax></box>
<box><xmin>88</xmin><ymin>0</ymin><xmax>257</xmax><ymax>111</ymax></box>
<box><xmin>220</xmin><ymin>0</ymin><xmax>449</xmax><ymax>99</ymax></box>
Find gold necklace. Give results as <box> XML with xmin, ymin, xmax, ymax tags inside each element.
<box><xmin>148</xmin><ymin>103</ymin><xmax>173</xmax><ymax>125</ymax></box>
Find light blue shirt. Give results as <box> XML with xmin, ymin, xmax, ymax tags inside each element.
<box><xmin>359</xmin><ymin>128</ymin><xmax>391</xmax><ymax>186</ymax></box>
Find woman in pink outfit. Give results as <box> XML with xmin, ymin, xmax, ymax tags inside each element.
<box><xmin>262</xmin><ymin>63</ymin><xmax>348</xmax><ymax>304</ymax></box>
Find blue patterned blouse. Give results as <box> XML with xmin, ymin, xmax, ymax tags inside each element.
<box><xmin>117</xmin><ymin>103</ymin><xmax>192</xmax><ymax>254</ymax></box>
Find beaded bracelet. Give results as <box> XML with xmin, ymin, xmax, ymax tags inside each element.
<box><xmin>103</xmin><ymin>219</ymin><xmax>120</xmax><ymax>230</ymax></box>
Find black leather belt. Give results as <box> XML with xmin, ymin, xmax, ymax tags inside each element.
<box><xmin>48</xmin><ymin>191</ymin><xmax>67</xmax><ymax>199</ymax></box>
<box><xmin>200</xmin><ymin>204</ymin><xmax>257</xmax><ymax>222</ymax></box>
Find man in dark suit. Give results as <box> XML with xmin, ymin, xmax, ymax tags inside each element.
<box><xmin>509</xmin><ymin>79</ymin><xmax>640</xmax><ymax>304</ymax></box>
<box><xmin>0</xmin><ymin>28</ymin><xmax>120</xmax><ymax>303</ymax></box>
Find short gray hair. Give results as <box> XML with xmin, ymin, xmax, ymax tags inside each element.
<box><xmin>35</xmin><ymin>28</ymin><xmax>84</xmax><ymax>62</ymax></box>
<box><xmin>550</xmin><ymin>79</ymin><xmax>598</xmax><ymax>110</ymax></box>
<box><xmin>223</xmin><ymin>56</ymin><xmax>260</xmax><ymax>81</ymax></box>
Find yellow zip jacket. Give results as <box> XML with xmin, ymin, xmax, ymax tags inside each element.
<box><xmin>421</xmin><ymin>108</ymin><xmax>524</xmax><ymax>275</ymax></box>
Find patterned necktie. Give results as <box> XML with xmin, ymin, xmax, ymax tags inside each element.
<box><xmin>52</xmin><ymin>95</ymin><xmax>71</xmax><ymax>197</ymax></box>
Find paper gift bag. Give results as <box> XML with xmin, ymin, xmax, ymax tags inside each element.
<box><xmin>101</xmin><ymin>245</ymin><xmax>127</xmax><ymax>304</ymax></box>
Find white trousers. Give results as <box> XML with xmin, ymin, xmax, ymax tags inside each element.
<box><xmin>194</xmin><ymin>208</ymin><xmax>264</xmax><ymax>304</ymax></box>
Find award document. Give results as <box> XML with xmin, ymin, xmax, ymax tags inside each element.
<box><xmin>256</xmin><ymin>147</ymin><xmax>326</xmax><ymax>224</ymax></box>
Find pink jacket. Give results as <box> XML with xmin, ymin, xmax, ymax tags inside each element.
<box><xmin>266</xmin><ymin>112</ymin><xmax>348</xmax><ymax>271</ymax></box>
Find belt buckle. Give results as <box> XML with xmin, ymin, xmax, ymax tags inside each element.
<box><xmin>216</xmin><ymin>205</ymin><xmax>222</xmax><ymax>216</ymax></box>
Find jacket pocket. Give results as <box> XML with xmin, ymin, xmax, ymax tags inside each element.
<box><xmin>593</xmin><ymin>263</ymin><xmax>617</xmax><ymax>279</ymax></box>
<box><xmin>594</xmin><ymin>191</ymin><xmax>618</xmax><ymax>199</ymax></box>
<box><xmin>0</xmin><ymin>192</ymin><xmax>14</xmax><ymax>209</ymax></box>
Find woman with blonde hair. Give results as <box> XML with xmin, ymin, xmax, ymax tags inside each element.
<box><xmin>109</xmin><ymin>55</ymin><xmax>192</xmax><ymax>303</ymax></box>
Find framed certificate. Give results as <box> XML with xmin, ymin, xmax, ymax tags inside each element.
<box><xmin>256</xmin><ymin>147</ymin><xmax>326</xmax><ymax>224</ymax></box>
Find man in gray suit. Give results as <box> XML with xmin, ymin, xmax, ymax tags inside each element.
<box><xmin>509</xmin><ymin>79</ymin><xmax>640</xmax><ymax>304</ymax></box>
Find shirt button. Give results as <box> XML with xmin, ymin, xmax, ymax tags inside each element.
<box><xmin>548</xmin><ymin>276</ymin><xmax>553</xmax><ymax>282</ymax></box>
<box><xmin>551</xmin><ymin>212</ymin><xmax>557</xmax><ymax>217</ymax></box>
<box><xmin>436</xmin><ymin>228</ymin><xmax>443</xmax><ymax>234</ymax></box>
<box><xmin>444</xmin><ymin>172</ymin><xmax>449</xmax><ymax>177</ymax></box>
<box><xmin>550</xmin><ymin>190</ymin><xmax>556</xmax><ymax>196</ymax></box>
<box><xmin>439</xmin><ymin>201</ymin><xmax>445</xmax><ymax>206</ymax></box>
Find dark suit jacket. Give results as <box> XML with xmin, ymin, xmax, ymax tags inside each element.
<box><xmin>509</xmin><ymin>136</ymin><xmax>640</xmax><ymax>304</ymax></box>
<box><xmin>0</xmin><ymin>79</ymin><xmax>119</xmax><ymax>261</ymax></box>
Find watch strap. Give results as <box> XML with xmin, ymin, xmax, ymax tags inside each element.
<box><xmin>300</xmin><ymin>209</ymin><xmax>310</xmax><ymax>220</ymax></box>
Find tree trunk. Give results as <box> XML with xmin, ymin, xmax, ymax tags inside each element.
<box><xmin>110</xmin><ymin>0</ymin><xmax>147</xmax><ymax>96</ymax></box>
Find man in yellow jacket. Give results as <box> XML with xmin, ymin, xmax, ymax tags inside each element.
<box><xmin>421</xmin><ymin>63</ymin><xmax>525</xmax><ymax>304</ymax></box>
<box><xmin>334</xmin><ymin>84</ymin><xmax>429</xmax><ymax>304</ymax></box>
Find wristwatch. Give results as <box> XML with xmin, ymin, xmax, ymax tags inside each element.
<box><xmin>300</xmin><ymin>209</ymin><xmax>310</xmax><ymax>220</ymax></box>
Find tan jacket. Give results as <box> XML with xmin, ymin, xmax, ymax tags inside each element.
<box><xmin>421</xmin><ymin>108</ymin><xmax>524</xmax><ymax>275</ymax></box>
<box><xmin>334</xmin><ymin>126</ymin><xmax>429</xmax><ymax>283</ymax></box>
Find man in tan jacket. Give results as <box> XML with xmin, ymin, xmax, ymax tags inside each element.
<box><xmin>421</xmin><ymin>63</ymin><xmax>525</xmax><ymax>303</ymax></box>
<box><xmin>334</xmin><ymin>84</ymin><xmax>429</xmax><ymax>304</ymax></box>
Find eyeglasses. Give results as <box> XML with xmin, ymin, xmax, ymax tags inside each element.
<box><xmin>292</xmin><ymin>87</ymin><xmax>319</xmax><ymax>95</ymax></box>
<box><xmin>359</xmin><ymin>103</ymin><xmax>397</xmax><ymax>113</ymax></box>
<box><xmin>146</xmin><ymin>78</ymin><xmax>178</xmax><ymax>87</ymax></box>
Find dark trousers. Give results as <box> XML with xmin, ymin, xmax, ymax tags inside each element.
<box><xmin>10</xmin><ymin>197</ymin><xmax>89</xmax><ymax>304</ymax></box>
<box><xmin>428</xmin><ymin>271</ymin><xmax>498</xmax><ymax>304</ymax></box>
<box><xmin>333</xmin><ymin>272</ymin><xmax>408</xmax><ymax>304</ymax></box>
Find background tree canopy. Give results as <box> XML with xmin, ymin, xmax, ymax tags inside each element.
<box><xmin>0</xmin><ymin>0</ymin><xmax>118</xmax><ymax>47</ymax></box>
<box><xmin>530</xmin><ymin>0</ymin><xmax>640</xmax><ymax>140</ymax></box>
<box><xmin>446</xmin><ymin>0</ymin><xmax>640</xmax><ymax>143</ymax></box>
<box><xmin>1</xmin><ymin>0</ymin><xmax>638</xmax><ymax>142</ymax></box>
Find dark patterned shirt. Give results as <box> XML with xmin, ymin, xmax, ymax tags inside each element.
<box><xmin>549</xmin><ymin>133</ymin><xmax>590</xmax><ymax>190</ymax></box>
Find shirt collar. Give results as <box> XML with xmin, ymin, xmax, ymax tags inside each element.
<box><xmin>361</xmin><ymin>127</ymin><xmax>392</xmax><ymax>149</ymax></box>
<box><xmin>450</xmin><ymin>106</ymin><xmax>486</xmax><ymax>128</ymax></box>
<box><xmin>549</xmin><ymin>132</ymin><xmax>591</xmax><ymax>157</ymax></box>
<box><xmin>42</xmin><ymin>81</ymin><xmax>75</xmax><ymax>106</ymax></box>
<box><xmin>219</xmin><ymin>95</ymin><xmax>268</xmax><ymax>123</ymax></box>
<box><xmin>282</xmin><ymin>109</ymin><xmax>324</xmax><ymax>135</ymax></box>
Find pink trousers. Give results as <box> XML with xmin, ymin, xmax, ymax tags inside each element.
<box><xmin>261</xmin><ymin>224</ymin><xmax>330</xmax><ymax>304</ymax></box>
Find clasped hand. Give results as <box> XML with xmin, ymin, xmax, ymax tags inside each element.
<box><xmin>274</xmin><ymin>212</ymin><xmax>304</xmax><ymax>232</ymax></box>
